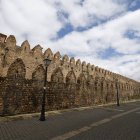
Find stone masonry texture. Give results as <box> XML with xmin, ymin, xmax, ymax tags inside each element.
<box><xmin>0</xmin><ymin>33</ymin><xmax>140</xmax><ymax>116</ymax></box>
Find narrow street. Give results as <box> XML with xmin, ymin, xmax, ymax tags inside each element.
<box><xmin>0</xmin><ymin>101</ymin><xmax>140</xmax><ymax>140</ymax></box>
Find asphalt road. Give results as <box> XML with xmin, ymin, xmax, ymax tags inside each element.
<box><xmin>0</xmin><ymin>101</ymin><xmax>140</xmax><ymax>140</ymax></box>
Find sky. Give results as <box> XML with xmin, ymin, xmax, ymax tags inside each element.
<box><xmin>0</xmin><ymin>0</ymin><xmax>140</xmax><ymax>82</ymax></box>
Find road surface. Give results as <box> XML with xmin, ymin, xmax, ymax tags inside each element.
<box><xmin>0</xmin><ymin>101</ymin><xmax>140</xmax><ymax>140</ymax></box>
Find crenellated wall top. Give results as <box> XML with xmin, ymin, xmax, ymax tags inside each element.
<box><xmin>0</xmin><ymin>33</ymin><xmax>140</xmax><ymax>86</ymax></box>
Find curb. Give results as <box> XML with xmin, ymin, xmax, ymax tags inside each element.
<box><xmin>0</xmin><ymin>99</ymin><xmax>140</xmax><ymax>122</ymax></box>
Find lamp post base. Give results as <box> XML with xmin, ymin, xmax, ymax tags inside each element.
<box><xmin>39</xmin><ymin>115</ymin><xmax>46</xmax><ymax>121</ymax></box>
<box><xmin>117</xmin><ymin>103</ymin><xmax>120</xmax><ymax>106</ymax></box>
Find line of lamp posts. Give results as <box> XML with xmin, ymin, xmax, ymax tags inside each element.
<box><xmin>40</xmin><ymin>58</ymin><xmax>120</xmax><ymax>121</ymax></box>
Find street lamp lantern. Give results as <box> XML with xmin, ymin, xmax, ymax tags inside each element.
<box><xmin>39</xmin><ymin>58</ymin><xmax>51</xmax><ymax>121</ymax></box>
<box><xmin>44</xmin><ymin>58</ymin><xmax>51</xmax><ymax>67</ymax></box>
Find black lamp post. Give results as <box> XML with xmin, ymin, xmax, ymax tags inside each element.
<box><xmin>2</xmin><ymin>48</ymin><xmax>9</xmax><ymax>67</ymax></box>
<box><xmin>39</xmin><ymin>58</ymin><xmax>51</xmax><ymax>121</ymax></box>
<box><xmin>115</xmin><ymin>79</ymin><xmax>120</xmax><ymax>106</ymax></box>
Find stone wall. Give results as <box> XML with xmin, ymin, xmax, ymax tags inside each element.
<box><xmin>0</xmin><ymin>33</ymin><xmax>140</xmax><ymax>116</ymax></box>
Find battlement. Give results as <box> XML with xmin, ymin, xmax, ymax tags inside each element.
<box><xmin>0</xmin><ymin>33</ymin><xmax>7</xmax><ymax>43</ymax></box>
<box><xmin>0</xmin><ymin>33</ymin><xmax>139</xmax><ymax>85</ymax></box>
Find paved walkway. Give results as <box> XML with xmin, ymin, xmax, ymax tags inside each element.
<box><xmin>1</xmin><ymin>99</ymin><xmax>139</xmax><ymax>122</ymax></box>
<box><xmin>0</xmin><ymin>100</ymin><xmax>140</xmax><ymax>140</ymax></box>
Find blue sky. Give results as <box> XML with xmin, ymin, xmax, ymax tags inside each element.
<box><xmin>0</xmin><ymin>0</ymin><xmax>140</xmax><ymax>81</ymax></box>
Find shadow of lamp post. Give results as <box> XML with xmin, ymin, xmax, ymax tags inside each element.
<box><xmin>39</xmin><ymin>58</ymin><xmax>51</xmax><ymax>121</ymax></box>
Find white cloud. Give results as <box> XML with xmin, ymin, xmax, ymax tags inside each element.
<box><xmin>48</xmin><ymin>9</ymin><xmax>140</xmax><ymax>54</ymax></box>
<box><xmin>50</xmin><ymin>0</ymin><xmax>127</xmax><ymax>28</ymax></box>
<box><xmin>0</xmin><ymin>0</ymin><xmax>62</xmax><ymax>44</ymax></box>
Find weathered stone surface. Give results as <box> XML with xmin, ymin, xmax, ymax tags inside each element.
<box><xmin>0</xmin><ymin>33</ymin><xmax>140</xmax><ymax>116</ymax></box>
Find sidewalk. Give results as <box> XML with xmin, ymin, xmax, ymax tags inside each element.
<box><xmin>0</xmin><ymin>99</ymin><xmax>140</xmax><ymax>122</ymax></box>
